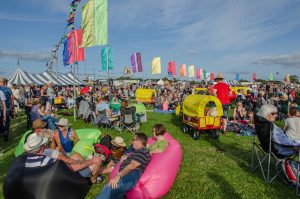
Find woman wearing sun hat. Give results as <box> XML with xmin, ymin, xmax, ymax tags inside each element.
<box><xmin>53</xmin><ymin>118</ymin><xmax>79</xmax><ymax>155</ymax></box>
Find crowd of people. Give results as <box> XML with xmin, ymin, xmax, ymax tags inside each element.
<box><xmin>1</xmin><ymin>73</ymin><xmax>300</xmax><ymax>198</ymax></box>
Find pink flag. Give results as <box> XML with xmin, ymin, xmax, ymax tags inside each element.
<box><xmin>210</xmin><ymin>73</ymin><xmax>214</xmax><ymax>81</ymax></box>
<box><xmin>196</xmin><ymin>68</ymin><xmax>203</xmax><ymax>79</ymax></box>
<box><xmin>68</xmin><ymin>29</ymin><xmax>85</xmax><ymax>64</ymax></box>
<box><xmin>168</xmin><ymin>61</ymin><xmax>176</xmax><ymax>77</ymax></box>
<box><xmin>253</xmin><ymin>73</ymin><xmax>256</xmax><ymax>81</ymax></box>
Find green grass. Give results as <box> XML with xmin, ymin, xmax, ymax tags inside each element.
<box><xmin>0</xmin><ymin>111</ymin><xmax>298</xmax><ymax>199</ymax></box>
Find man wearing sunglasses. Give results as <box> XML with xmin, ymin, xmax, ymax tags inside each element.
<box><xmin>96</xmin><ymin>132</ymin><xmax>150</xmax><ymax>199</ymax></box>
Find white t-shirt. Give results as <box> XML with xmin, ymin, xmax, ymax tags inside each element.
<box><xmin>285</xmin><ymin>117</ymin><xmax>300</xmax><ymax>141</ymax></box>
<box><xmin>0</xmin><ymin>90</ymin><xmax>6</xmax><ymax>101</ymax></box>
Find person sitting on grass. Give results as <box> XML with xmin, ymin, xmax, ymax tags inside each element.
<box><xmin>53</xmin><ymin>118</ymin><xmax>79</xmax><ymax>155</ymax></box>
<box><xmin>147</xmin><ymin>123</ymin><xmax>168</xmax><ymax>154</ymax></box>
<box><xmin>96</xmin><ymin>133</ymin><xmax>150</xmax><ymax>199</ymax></box>
<box><xmin>23</xmin><ymin>132</ymin><xmax>104</xmax><ymax>184</ymax></box>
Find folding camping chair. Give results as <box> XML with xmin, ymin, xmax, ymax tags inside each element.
<box><xmin>119</xmin><ymin>106</ymin><xmax>139</xmax><ymax>133</ymax></box>
<box><xmin>93</xmin><ymin>109</ymin><xmax>119</xmax><ymax>132</ymax></box>
<box><xmin>251</xmin><ymin>115</ymin><xmax>300</xmax><ymax>188</ymax></box>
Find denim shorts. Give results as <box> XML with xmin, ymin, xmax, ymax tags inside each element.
<box><xmin>222</xmin><ymin>104</ymin><xmax>229</xmax><ymax>119</ymax></box>
<box><xmin>78</xmin><ymin>167</ymin><xmax>92</xmax><ymax>177</ymax></box>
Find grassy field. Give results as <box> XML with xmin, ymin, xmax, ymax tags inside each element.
<box><xmin>0</xmin><ymin>111</ymin><xmax>298</xmax><ymax>199</ymax></box>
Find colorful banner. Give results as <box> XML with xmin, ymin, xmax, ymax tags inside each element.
<box><xmin>63</xmin><ymin>38</ymin><xmax>70</xmax><ymax>66</ymax></box>
<box><xmin>168</xmin><ymin>61</ymin><xmax>176</xmax><ymax>77</ymax></box>
<box><xmin>236</xmin><ymin>73</ymin><xmax>240</xmax><ymax>81</ymax></box>
<box><xmin>152</xmin><ymin>57</ymin><xmax>161</xmax><ymax>74</ymax></box>
<box><xmin>136</xmin><ymin>53</ymin><xmax>143</xmax><ymax>72</ymax></box>
<box><xmin>131</xmin><ymin>54</ymin><xmax>137</xmax><ymax>73</ymax></box>
<box><xmin>179</xmin><ymin>64</ymin><xmax>187</xmax><ymax>77</ymax></box>
<box><xmin>188</xmin><ymin>65</ymin><xmax>195</xmax><ymax>77</ymax></box>
<box><xmin>196</xmin><ymin>68</ymin><xmax>202</xmax><ymax>79</ymax></box>
<box><xmin>210</xmin><ymin>73</ymin><xmax>214</xmax><ymax>81</ymax></box>
<box><xmin>269</xmin><ymin>73</ymin><xmax>274</xmax><ymax>81</ymax></box>
<box><xmin>253</xmin><ymin>73</ymin><xmax>256</xmax><ymax>81</ymax></box>
<box><xmin>203</xmin><ymin>70</ymin><xmax>206</xmax><ymax>81</ymax></box>
<box><xmin>82</xmin><ymin>0</ymin><xmax>108</xmax><ymax>47</ymax></box>
<box><xmin>68</xmin><ymin>29</ymin><xmax>85</xmax><ymax>64</ymax></box>
<box><xmin>101</xmin><ymin>46</ymin><xmax>113</xmax><ymax>70</ymax></box>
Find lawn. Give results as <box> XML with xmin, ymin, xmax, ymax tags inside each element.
<box><xmin>0</xmin><ymin>111</ymin><xmax>298</xmax><ymax>199</ymax></box>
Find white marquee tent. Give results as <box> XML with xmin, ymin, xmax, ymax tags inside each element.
<box><xmin>8</xmin><ymin>68</ymin><xmax>85</xmax><ymax>85</ymax></box>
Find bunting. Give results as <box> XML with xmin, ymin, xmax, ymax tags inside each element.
<box><xmin>179</xmin><ymin>64</ymin><xmax>187</xmax><ymax>77</ymax></box>
<box><xmin>82</xmin><ymin>0</ymin><xmax>108</xmax><ymax>47</ymax></box>
<box><xmin>152</xmin><ymin>57</ymin><xmax>161</xmax><ymax>74</ymax></box>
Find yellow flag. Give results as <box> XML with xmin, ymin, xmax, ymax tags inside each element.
<box><xmin>152</xmin><ymin>57</ymin><xmax>161</xmax><ymax>74</ymax></box>
<box><xmin>188</xmin><ymin>65</ymin><xmax>195</xmax><ymax>77</ymax></box>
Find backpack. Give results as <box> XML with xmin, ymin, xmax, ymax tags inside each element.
<box><xmin>278</xmin><ymin>158</ymin><xmax>300</xmax><ymax>185</ymax></box>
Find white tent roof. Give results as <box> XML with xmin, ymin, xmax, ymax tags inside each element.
<box><xmin>157</xmin><ymin>79</ymin><xmax>164</xmax><ymax>85</ymax></box>
<box><xmin>8</xmin><ymin>68</ymin><xmax>85</xmax><ymax>85</ymax></box>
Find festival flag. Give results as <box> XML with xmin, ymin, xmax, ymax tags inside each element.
<box><xmin>269</xmin><ymin>73</ymin><xmax>274</xmax><ymax>81</ymax></box>
<box><xmin>136</xmin><ymin>53</ymin><xmax>143</xmax><ymax>72</ymax></box>
<box><xmin>168</xmin><ymin>61</ymin><xmax>176</xmax><ymax>77</ymax></box>
<box><xmin>101</xmin><ymin>46</ymin><xmax>113</xmax><ymax>70</ymax></box>
<box><xmin>206</xmin><ymin>72</ymin><xmax>210</xmax><ymax>81</ymax></box>
<box><xmin>210</xmin><ymin>73</ymin><xmax>214</xmax><ymax>81</ymax></box>
<box><xmin>188</xmin><ymin>65</ymin><xmax>195</xmax><ymax>77</ymax></box>
<box><xmin>253</xmin><ymin>73</ymin><xmax>256</xmax><ymax>81</ymax></box>
<box><xmin>203</xmin><ymin>70</ymin><xmax>206</xmax><ymax>80</ymax></box>
<box><xmin>196</xmin><ymin>69</ymin><xmax>201</xmax><ymax>79</ymax></box>
<box><xmin>63</xmin><ymin>38</ymin><xmax>70</xmax><ymax>66</ymax></box>
<box><xmin>82</xmin><ymin>0</ymin><xmax>108</xmax><ymax>47</ymax></box>
<box><xmin>179</xmin><ymin>64</ymin><xmax>187</xmax><ymax>77</ymax></box>
<box><xmin>68</xmin><ymin>29</ymin><xmax>85</xmax><ymax>64</ymax></box>
<box><xmin>131</xmin><ymin>54</ymin><xmax>137</xmax><ymax>73</ymax></box>
<box><xmin>152</xmin><ymin>57</ymin><xmax>161</xmax><ymax>74</ymax></box>
<box><xmin>236</xmin><ymin>73</ymin><xmax>240</xmax><ymax>81</ymax></box>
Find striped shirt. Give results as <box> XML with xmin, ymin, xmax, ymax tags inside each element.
<box><xmin>120</xmin><ymin>147</ymin><xmax>150</xmax><ymax>173</ymax></box>
<box><xmin>25</xmin><ymin>149</ymin><xmax>59</xmax><ymax>168</ymax></box>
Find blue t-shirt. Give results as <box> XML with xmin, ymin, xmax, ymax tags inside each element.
<box><xmin>96</xmin><ymin>101</ymin><xmax>110</xmax><ymax>115</ymax></box>
<box><xmin>0</xmin><ymin>86</ymin><xmax>12</xmax><ymax>111</ymax></box>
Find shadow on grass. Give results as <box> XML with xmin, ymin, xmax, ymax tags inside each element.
<box><xmin>207</xmin><ymin>172</ymin><xmax>242</xmax><ymax>199</ymax></box>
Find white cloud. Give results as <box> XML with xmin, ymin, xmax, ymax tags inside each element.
<box><xmin>0</xmin><ymin>49</ymin><xmax>49</xmax><ymax>62</ymax></box>
<box><xmin>255</xmin><ymin>52</ymin><xmax>300</xmax><ymax>67</ymax></box>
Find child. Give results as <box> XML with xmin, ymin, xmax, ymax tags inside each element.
<box><xmin>284</xmin><ymin>107</ymin><xmax>300</xmax><ymax>141</ymax></box>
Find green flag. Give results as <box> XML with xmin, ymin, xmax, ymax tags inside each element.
<box><xmin>82</xmin><ymin>0</ymin><xmax>108</xmax><ymax>47</ymax></box>
<box><xmin>203</xmin><ymin>70</ymin><xmax>206</xmax><ymax>80</ymax></box>
<box><xmin>101</xmin><ymin>46</ymin><xmax>113</xmax><ymax>70</ymax></box>
<box><xmin>269</xmin><ymin>73</ymin><xmax>274</xmax><ymax>81</ymax></box>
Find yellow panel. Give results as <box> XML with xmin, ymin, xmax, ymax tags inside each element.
<box><xmin>135</xmin><ymin>89</ymin><xmax>156</xmax><ymax>102</ymax></box>
<box><xmin>200</xmin><ymin>117</ymin><xmax>206</xmax><ymax>128</ymax></box>
<box><xmin>182</xmin><ymin>94</ymin><xmax>224</xmax><ymax>117</ymax></box>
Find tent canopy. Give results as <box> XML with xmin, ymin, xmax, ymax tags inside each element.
<box><xmin>8</xmin><ymin>68</ymin><xmax>85</xmax><ymax>86</ymax></box>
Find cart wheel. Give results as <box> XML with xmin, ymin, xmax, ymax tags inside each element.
<box><xmin>211</xmin><ymin>130</ymin><xmax>220</xmax><ymax>139</ymax></box>
<box><xmin>182</xmin><ymin>125</ymin><xmax>189</xmax><ymax>134</ymax></box>
<box><xmin>192</xmin><ymin>131</ymin><xmax>200</xmax><ymax>140</ymax></box>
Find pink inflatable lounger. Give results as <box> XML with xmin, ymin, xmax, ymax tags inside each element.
<box><xmin>109</xmin><ymin>133</ymin><xmax>182</xmax><ymax>199</ymax></box>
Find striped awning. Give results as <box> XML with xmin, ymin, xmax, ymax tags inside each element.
<box><xmin>8</xmin><ymin>68</ymin><xmax>85</xmax><ymax>85</ymax></box>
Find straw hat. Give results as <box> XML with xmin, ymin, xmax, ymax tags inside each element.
<box><xmin>214</xmin><ymin>73</ymin><xmax>224</xmax><ymax>80</ymax></box>
<box><xmin>111</xmin><ymin>136</ymin><xmax>126</xmax><ymax>147</ymax></box>
<box><xmin>281</xmin><ymin>93</ymin><xmax>289</xmax><ymax>101</ymax></box>
<box><xmin>24</xmin><ymin>133</ymin><xmax>49</xmax><ymax>152</ymax></box>
<box><xmin>32</xmin><ymin>119</ymin><xmax>47</xmax><ymax>129</ymax></box>
<box><xmin>55</xmin><ymin>118</ymin><xmax>71</xmax><ymax>128</ymax></box>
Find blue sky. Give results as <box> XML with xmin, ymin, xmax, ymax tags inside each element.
<box><xmin>1</xmin><ymin>0</ymin><xmax>300</xmax><ymax>81</ymax></box>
